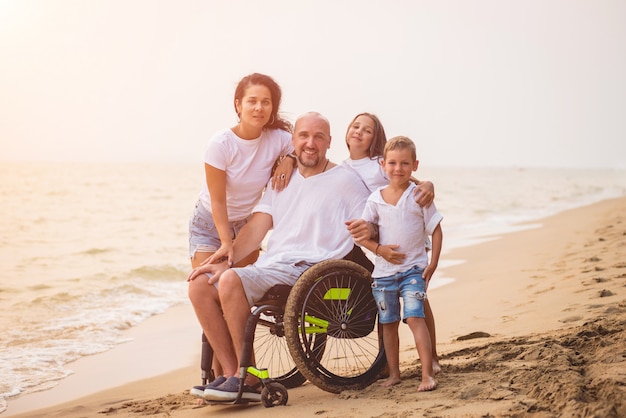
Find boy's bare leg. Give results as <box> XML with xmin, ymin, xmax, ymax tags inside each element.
<box><xmin>406</xmin><ymin>317</ymin><xmax>437</xmax><ymax>392</ymax></box>
<box><xmin>424</xmin><ymin>299</ymin><xmax>441</xmax><ymax>374</ymax></box>
<box><xmin>380</xmin><ymin>322</ymin><xmax>402</xmax><ymax>387</ymax></box>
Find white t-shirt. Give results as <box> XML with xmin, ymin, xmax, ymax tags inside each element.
<box><xmin>362</xmin><ymin>182</ymin><xmax>443</xmax><ymax>278</ymax></box>
<box><xmin>344</xmin><ymin>156</ymin><xmax>433</xmax><ymax>252</ymax></box>
<box><xmin>342</xmin><ymin>157</ymin><xmax>388</xmax><ymax>193</ymax></box>
<box><xmin>253</xmin><ymin>165</ymin><xmax>370</xmax><ymax>268</ymax></box>
<box><xmin>199</xmin><ymin>128</ymin><xmax>293</xmax><ymax>221</ymax></box>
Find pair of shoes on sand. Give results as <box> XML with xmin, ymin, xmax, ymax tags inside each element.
<box><xmin>189</xmin><ymin>375</ymin><xmax>226</xmax><ymax>398</ymax></box>
<box><xmin>190</xmin><ymin>376</ymin><xmax>261</xmax><ymax>401</ymax></box>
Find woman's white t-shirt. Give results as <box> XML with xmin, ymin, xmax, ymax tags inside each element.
<box><xmin>199</xmin><ymin>128</ymin><xmax>293</xmax><ymax>221</ymax></box>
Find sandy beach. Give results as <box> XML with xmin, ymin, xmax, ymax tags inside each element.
<box><xmin>5</xmin><ymin>196</ymin><xmax>625</xmax><ymax>418</ymax></box>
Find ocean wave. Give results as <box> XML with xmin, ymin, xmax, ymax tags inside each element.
<box><xmin>126</xmin><ymin>264</ymin><xmax>188</xmax><ymax>282</ymax></box>
<box><xmin>1</xmin><ymin>276</ymin><xmax>188</xmax><ymax>408</ymax></box>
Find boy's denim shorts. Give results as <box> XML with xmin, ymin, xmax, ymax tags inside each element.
<box><xmin>371</xmin><ymin>265</ymin><xmax>427</xmax><ymax>324</ymax></box>
<box><xmin>188</xmin><ymin>200</ymin><xmax>250</xmax><ymax>259</ymax></box>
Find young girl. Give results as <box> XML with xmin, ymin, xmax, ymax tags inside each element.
<box><xmin>343</xmin><ymin>112</ymin><xmax>441</xmax><ymax>375</ymax></box>
<box><xmin>189</xmin><ymin>73</ymin><xmax>296</xmax><ymax>270</ymax></box>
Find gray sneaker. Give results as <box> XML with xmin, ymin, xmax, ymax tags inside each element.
<box><xmin>203</xmin><ymin>376</ymin><xmax>261</xmax><ymax>402</ymax></box>
<box><xmin>189</xmin><ymin>375</ymin><xmax>227</xmax><ymax>398</ymax></box>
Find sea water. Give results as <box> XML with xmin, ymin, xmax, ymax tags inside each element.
<box><xmin>0</xmin><ymin>162</ymin><xmax>625</xmax><ymax>413</ymax></box>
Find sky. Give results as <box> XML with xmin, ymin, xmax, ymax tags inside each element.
<box><xmin>1</xmin><ymin>0</ymin><xmax>625</xmax><ymax>169</ymax></box>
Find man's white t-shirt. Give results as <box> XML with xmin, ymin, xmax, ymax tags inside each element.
<box><xmin>362</xmin><ymin>182</ymin><xmax>443</xmax><ymax>278</ymax></box>
<box><xmin>199</xmin><ymin>128</ymin><xmax>293</xmax><ymax>221</ymax></box>
<box><xmin>253</xmin><ymin>165</ymin><xmax>370</xmax><ymax>268</ymax></box>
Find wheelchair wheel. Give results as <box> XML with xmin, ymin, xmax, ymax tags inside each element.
<box><xmin>254</xmin><ymin>304</ymin><xmax>325</xmax><ymax>389</ymax></box>
<box><xmin>284</xmin><ymin>259</ymin><xmax>387</xmax><ymax>394</ymax></box>
<box><xmin>261</xmin><ymin>382</ymin><xmax>288</xmax><ymax>407</ymax></box>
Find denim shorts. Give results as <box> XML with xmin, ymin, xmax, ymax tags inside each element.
<box><xmin>371</xmin><ymin>266</ymin><xmax>427</xmax><ymax>324</ymax></box>
<box><xmin>188</xmin><ymin>200</ymin><xmax>250</xmax><ymax>259</ymax></box>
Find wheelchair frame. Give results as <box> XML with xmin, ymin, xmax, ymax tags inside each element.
<box><xmin>199</xmin><ymin>258</ymin><xmax>387</xmax><ymax>408</ymax></box>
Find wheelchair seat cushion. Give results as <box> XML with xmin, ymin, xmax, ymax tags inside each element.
<box><xmin>256</xmin><ymin>284</ymin><xmax>292</xmax><ymax>306</ymax></box>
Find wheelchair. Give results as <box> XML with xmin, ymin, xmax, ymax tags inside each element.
<box><xmin>198</xmin><ymin>249</ymin><xmax>387</xmax><ymax>408</ymax></box>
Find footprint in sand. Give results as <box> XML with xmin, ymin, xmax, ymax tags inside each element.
<box><xmin>457</xmin><ymin>331</ymin><xmax>491</xmax><ymax>341</ymax></box>
<box><xmin>560</xmin><ymin>316</ymin><xmax>582</xmax><ymax>323</ymax></box>
<box><xmin>534</xmin><ymin>286</ymin><xmax>555</xmax><ymax>295</ymax></box>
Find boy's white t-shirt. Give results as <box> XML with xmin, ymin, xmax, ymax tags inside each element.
<box><xmin>344</xmin><ymin>156</ymin><xmax>433</xmax><ymax>251</ymax></box>
<box><xmin>199</xmin><ymin>128</ymin><xmax>294</xmax><ymax>221</ymax></box>
<box><xmin>362</xmin><ymin>182</ymin><xmax>443</xmax><ymax>278</ymax></box>
<box><xmin>253</xmin><ymin>165</ymin><xmax>370</xmax><ymax>268</ymax></box>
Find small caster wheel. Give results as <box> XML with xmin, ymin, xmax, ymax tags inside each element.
<box><xmin>261</xmin><ymin>382</ymin><xmax>288</xmax><ymax>407</ymax></box>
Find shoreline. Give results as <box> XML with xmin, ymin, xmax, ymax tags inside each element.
<box><xmin>4</xmin><ymin>304</ymin><xmax>201</xmax><ymax>416</ymax></box>
<box><xmin>5</xmin><ymin>196</ymin><xmax>626</xmax><ymax>417</ymax></box>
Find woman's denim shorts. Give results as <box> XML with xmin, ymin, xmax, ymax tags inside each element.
<box><xmin>188</xmin><ymin>200</ymin><xmax>250</xmax><ymax>259</ymax></box>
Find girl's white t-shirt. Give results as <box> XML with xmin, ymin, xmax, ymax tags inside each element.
<box><xmin>342</xmin><ymin>157</ymin><xmax>388</xmax><ymax>193</ymax></box>
<box><xmin>199</xmin><ymin>128</ymin><xmax>293</xmax><ymax>221</ymax></box>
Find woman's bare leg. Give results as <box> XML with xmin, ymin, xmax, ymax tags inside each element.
<box><xmin>190</xmin><ymin>249</ymin><xmax>259</xmax><ymax>380</ymax></box>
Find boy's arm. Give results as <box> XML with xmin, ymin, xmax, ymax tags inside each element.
<box><xmin>358</xmin><ymin>238</ymin><xmax>406</xmax><ymax>265</ymax></box>
<box><xmin>423</xmin><ymin>223</ymin><xmax>442</xmax><ymax>286</ymax></box>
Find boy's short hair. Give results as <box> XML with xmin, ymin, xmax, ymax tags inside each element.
<box><xmin>384</xmin><ymin>136</ymin><xmax>417</xmax><ymax>161</ymax></box>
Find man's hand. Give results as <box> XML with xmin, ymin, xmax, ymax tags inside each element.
<box><xmin>345</xmin><ymin>219</ymin><xmax>374</xmax><ymax>242</ymax></box>
<box><xmin>187</xmin><ymin>260</ymin><xmax>229</xmax><ymax>284</ymax></box>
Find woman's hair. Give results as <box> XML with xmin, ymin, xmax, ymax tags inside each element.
<box><xmin>345</xmin><ymin>112</ymin><xmax>387</xmax><ymax>159</ymax></box>
<box><xmin>233</xmin><ymin>73</ymin><xmax>293</xmax><ymax>133</ymax></box>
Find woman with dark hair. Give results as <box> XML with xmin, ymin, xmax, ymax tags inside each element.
<box><xmin>189</xmin><ymin>73</ymin><xmax>295</xmax><ymax>270</ymax></box>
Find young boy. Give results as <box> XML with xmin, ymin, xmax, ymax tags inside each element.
<box><xmin>354</xmin><ymin>136</ymin><xmax>442</xmax><ymax>392</ymax></box>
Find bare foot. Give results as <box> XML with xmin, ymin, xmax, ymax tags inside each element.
<box><xmin>417</xmin><ymin>376</ymin><xmax>437</xmax><ymax>392</ymax></box>
<box><xmin>379</xmin><ymin>376</ymin><xmax>401</xmax><ymax>387</ymax></box>
<box><xmin>432</xmin><ymin>359</ymin><xmax>441</xmax><ymax>375</ymax></box>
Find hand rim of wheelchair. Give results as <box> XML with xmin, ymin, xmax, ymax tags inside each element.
<box><xmin>250</xmin><ymin>302</ymin><xmax>325</xmax><ymax>389</ymax></box>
